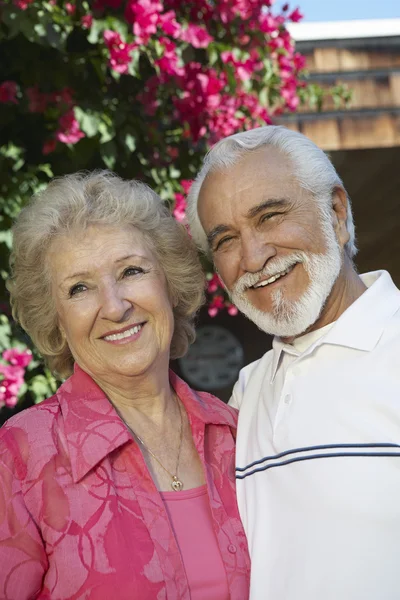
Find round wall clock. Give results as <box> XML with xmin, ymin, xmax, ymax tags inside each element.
<box><xmin>178</xmin><ymin>325</ymin><xmax>244</xmax><ymax>391</ymax></box>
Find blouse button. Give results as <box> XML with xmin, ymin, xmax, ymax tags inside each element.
<box><xmin>228</xmin><ymin>544</ymin><xmax>237</xmax><ymax>554</ymax></box>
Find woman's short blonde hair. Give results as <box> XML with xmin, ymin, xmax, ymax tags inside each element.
<box><xmin>8</xmin><ymin>171</ymin><xmax>205</xmax><ymax>378</ymax></box>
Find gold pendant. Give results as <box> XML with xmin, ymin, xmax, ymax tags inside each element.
<box><xmin>171</xmin><ymin>475</ymin><xmax>183</xmax><ymax>491</ymax></box>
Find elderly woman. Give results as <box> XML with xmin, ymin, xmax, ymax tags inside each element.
<box><xmin>0</xmin><ymin>172</ymin><xmax>250</xmax><ymax>600</ymax></box>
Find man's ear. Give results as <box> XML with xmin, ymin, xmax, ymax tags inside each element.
<box><xmin>331</xmin><ymin>186</ymin><xmax>350</xmax><ymax>249</ymax></box>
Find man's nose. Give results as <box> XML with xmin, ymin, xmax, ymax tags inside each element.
<box><xmin>240</xmin><ymin>232</ymin><xmax>277</xmax><ymax>274</ymax></box>
<box><xmin>98</xmin><ymin>283</ymin><xmax>132</xmax><ymax>322</ymax></box>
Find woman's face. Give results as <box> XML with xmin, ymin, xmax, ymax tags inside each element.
<box><xmin>48</xmin><ymin>224</ymin><xmax>175</xmax><ymax>383</ymax></box>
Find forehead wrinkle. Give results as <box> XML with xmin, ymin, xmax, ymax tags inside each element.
<box><xmin>60</xmin><ymin>253</ymin><xmax>153</xmax><ymax>285</ymax></box>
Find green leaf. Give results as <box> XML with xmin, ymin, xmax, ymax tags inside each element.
<box><xmin>34</xmin><ymin>23</ymin><xmax>46</xmax><ymax>37</ymax></box>
<box><xmin>124</xmin><ymin>133</ymin><xmax>136</xmax><ymax>153</ymax></box>
<box><xmin>0</xmin><ymin>231</ymin><xmax>12</xmax><ymax>250</ymax></box>
<box><xmin>0</xmin><ymin>317</ymin><xmax>11</xmax><ymax>351</ymax></box>
<box><xmin>38</xmin><ymin>164</ymin><xmax>54</xmax><ymax>178</ymax></box>
<box><xmin>100</xmin><ymin>141</ymin><xmax>117</xmax><ymax>169</ymax></box>
<box><xmin>88</xmin><ymin>18</ymin><xmax>106</xmax><ymax>44</ymax></box>
<box><xmin>169</xmin><ymin>166</ymin><xmax>180</xmax><ymax>180</ymax></box>
<box><xmin>98</xmin><ymin>120</ymin><xmax>115</xmax><ymax>144</ymax></box>
<box><xmin>29</xmin><ymin>374</ymin><xmax>54</xmax><ymax>403</ymax></box>
<box><xmin>74</xmin><ymin>107</ymin><xmax>100</xmax><ymax>138</ymax></box>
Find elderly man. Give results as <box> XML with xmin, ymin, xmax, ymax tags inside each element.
<box><xmin>187</xmin><ymin>126</ymin><xmax>400</xmax><ymax>600</ymax></box>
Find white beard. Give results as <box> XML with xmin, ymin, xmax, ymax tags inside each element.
<box><xmin>229</xmin><ymin>219</ymin><xmax>342</xmax><ymax>338</ymax></box>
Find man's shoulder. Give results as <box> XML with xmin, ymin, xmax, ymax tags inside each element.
<box><xmin>230</xmin><ymin>349</ymin><xmax>273</xmax><ymax>409</ymax></box>
<box><xmin>239</xmin><ymin>350</ymin><xmax>274</xmax><ymax>384</ymax></box>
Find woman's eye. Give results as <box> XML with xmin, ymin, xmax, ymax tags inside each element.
<box><xmin>123</xmin><ymin>266</ymin><xmax>144</xmax><ymax>277</ymax></box>
<box><xmin>69</xmin><ymin>283</ymin><xmax>87</xmax><ymax>297</ymax></box>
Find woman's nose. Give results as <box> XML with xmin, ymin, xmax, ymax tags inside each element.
<box><xmin>98</xmin><ymin>284</ymin><xmax>132</xmax><ymax>322</ymax></box>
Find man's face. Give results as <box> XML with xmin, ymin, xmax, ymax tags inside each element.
<box><xmin>197</xmin><ymin>147</ymin><xmax>344</xmax><ymax>338</ymax></box>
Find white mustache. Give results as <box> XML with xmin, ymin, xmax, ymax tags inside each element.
<box><xmin>233</xmin><ymin>252</ymin><xmax>308</xmax><ymax>296</ymax></box>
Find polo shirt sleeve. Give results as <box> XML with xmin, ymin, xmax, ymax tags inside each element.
<box><xmin>229</xmin><ymin>371</ymin><xmax>246</xmax><ymax>409</ymax></box>
<box><xmin>0</xmin><ymin>425</ymin><xmax>48</xmax><ymax>600</ymax></box>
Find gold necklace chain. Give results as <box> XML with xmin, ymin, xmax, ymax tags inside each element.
<box><xmin>128</xmin><ymin>397</ymin><xmax>184</xmax><ymax>492</ymax></box>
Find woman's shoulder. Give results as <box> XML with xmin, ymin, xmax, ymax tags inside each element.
<box><xmin>0</xmin><ymin>394</ymin><xmax>61</xmax><ymax>448</ymax></box>
<box><xmin>172</xmin><ymin>372</ymin><xmax>238</xmax><ymax>429</ymax></box>
<box><xmin>196</xmin><ymin>390</ymin><xmax>238</xmax><ymax>420</ymax></box>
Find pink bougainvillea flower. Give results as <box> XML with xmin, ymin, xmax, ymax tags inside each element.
<box><xmin>227</xmin><ymin>304</ymin><xmax>239</xmax><ymax>316</ymax></box>
<box><xmin>207</xmin><ymin>273</ymin><xmax>223</xmax><ymax>294</ymax></box>
<box><xmin>180</xmin><ymin>179</ymin><xmax>193</xmax><ymax>194</ymax></box>
<box><xmin>3</xmin><ymin>348</ymin><xmax>33</xmax><ymax>368</ymax></box>
<box><xmin>81</xmin><ymin>14</ymin><xmax>93</xmax><ymax>29</ymax></box>
<box><xmin>288</xmin><ymin>7</ymin><xmax>304</xmax><ymax>22</ymax></box>
<box><xmin>13</xmin><ymin>0</ymin><xmax>34</xmax><ymax>9</ymax></box>
<box><xmin>159</xmin><ymin>10</ymin><xmax>182</xmax><ymax>39</ymax></box>
<box><xmin>181</xmin><ymin>24</ymin><xmax>213</xmax><ymax>48</ymax></box>
<box><xmin>126</xmin><ymin>0</ymin><xmax>163</xmax><ymax>44</ymax></box>
<box><xmin>156</xmin><ymin>38</ymin><xmax>184</xmax><ymax>76</ymax></box>
<box><xmin>259</xmin><ymin>13</ymin><xmax>278</xmax><ymax>34</ymax></box>
<box><xmin>94</xmin><ymin>0</ymin><xmax>122</xmax><ymax>9</ymax></box>
<box><xmin>173</xmin><ymin>193</ymin><xmax>187</xmax><ymax>222</ymax></box>
<box><xmin>27</xmin><ymin>86</ymin><xmax>74</xmax><ymax>113</ymax></box>
<box><xmin>0</xmin><ymin>362</ymin><xmax>25</xmax><ymax>407</ymax></box>
<box><xmin>52</xmin><ymin>87</ymin><xmax>74</xmax><ymax>108</ymax></box>
<box><xmin>26</xmin><ymin>86</ymin><xmax>49</xmax><ymax>112</ymax></box>
<box><xmin>42</xmin><ymin>138</ymin><xmax>57</xmax><ymax>155</ymax></box>
<box><xmin>0</xmin><ymin>363</ymin><xmax>25</xmax><ymax>381</ymax></box>
<box><xmin>0</xmin><ymin>81</ymin><xmax>18</xmax><ymax>104</ymax></box>
<box><xmin>56</xmin><ymin>110</ymin><xmax>85</xmax><ymax>144</ymax></box>
<box><xmin>104</xmin><ymin>30</ymin><xmax>137</xmax><ymax>74</ymax></box>
<box><xmin>65</xmin><ymin>2</ymin><xmax>76</xmax><ymax>15</ymax></box>
<box><xmin>208</xmin><ymin>295</ymin><xmax>225</xmax><ymax>318</ymax></box>
<box><xmin>221</xmin><ymin>51</ymin><xmax>261</xmax><ymax>82</ymax></box>
<box><xmin>293</xmin><ymin>52</ymin><xmax>306</xmax><ymax>71</ymax></box>
<box><xmin>0</xmin><ymin>359</ymin><xmax>26</xmax><ymax>406</ymax></box>
<box><xmin>167</xmin><ymin>146</ymin><xmax>179</xmax><ymax>159</ymax></box>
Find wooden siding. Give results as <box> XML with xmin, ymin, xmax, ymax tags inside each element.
<box><xmin>278</xmin><ymin>38</ymin><xmax>400</xmax><ymax>150</ymax></box>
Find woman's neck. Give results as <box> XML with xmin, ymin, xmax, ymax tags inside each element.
<box><xmin>92</xmin><ymin>362</ymin><xmax>174</xmax><ymax>424</ymax></box>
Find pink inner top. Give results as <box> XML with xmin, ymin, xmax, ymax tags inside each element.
<box><xmin>161</xmin><ymin>485</ymin><xmax>230</xmax><ymax>600</ymax></box>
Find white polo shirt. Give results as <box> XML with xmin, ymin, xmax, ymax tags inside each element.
<box><xmin>231</xmin><ymin>271</ymin><xmax>400</xmax><ymax>600</ymax></box>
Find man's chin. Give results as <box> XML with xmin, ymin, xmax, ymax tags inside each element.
<box><xmin>231</xmin><ymin>294</ymin><xmax>319</xmax><ymax>339</ymax></box>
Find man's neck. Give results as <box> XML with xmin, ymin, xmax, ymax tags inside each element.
<box><xmin>283</xmin><ymin>257</ymin><xmax>367</xmax><ymax>344</ymax></box>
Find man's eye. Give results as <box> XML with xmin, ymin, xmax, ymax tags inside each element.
<box><xmin>215</xmin><ymin>237</ymin><xmax>233</xmax><ymax>251</ymax></box>
<box><xmin>261</xmin><ymin>212</ymin><xmax>280</xmax><ymax>223</ymax></box>
<box><xmin>69</xmin><ymin>283</ymin><xmax>87</xmax><ymax>297</ymax></box>
<box><xmin>123</xmin><ymin>266</ymin><xmax>144</xmax><ymax>277</ymax></box>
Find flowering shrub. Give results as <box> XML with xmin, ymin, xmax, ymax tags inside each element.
<box><xmin>0</xmin><ymin>0</ymin><xmax>349</xmax><ymax>410</ymax></box>
<box><xmin>0</xmin><ymin>348</ymin><xmax>32</xmax><ymax>407</ymax></box>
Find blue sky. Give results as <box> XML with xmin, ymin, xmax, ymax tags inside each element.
<box><xmin>282</xmin><ymin>0</ymin><xmax>400</xmax><ymax>21</ymax></box>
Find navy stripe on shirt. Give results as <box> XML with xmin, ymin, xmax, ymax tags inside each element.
<box><xmin>236</xmin><ymin>443</ymin><xmax>400</xmax><ymax>480</ymax></box>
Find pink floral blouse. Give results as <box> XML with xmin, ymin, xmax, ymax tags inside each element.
<box><xmin>0</xmin><ymin>365</ymin><xmax>250</xmax><ymax>600</ymax></box>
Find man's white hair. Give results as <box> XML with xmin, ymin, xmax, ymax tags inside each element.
<box><xmin>186</xmin><ymin>125</ymin><xmax>357</xmax><ymax>258</ymax></box>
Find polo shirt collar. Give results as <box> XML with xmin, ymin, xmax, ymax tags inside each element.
<box><xmin>58</xmin><ymin>364</ymin><xmax>234</xmax><ymax>483</ymax></box>
<box><xmin>322</xmin><ymin>270</ymin><xmax>400</xmax><ymax>351</ymax></box>
<box><xmin>270</xmin><ymin>270</ymin><xmax>400</xmax><ymax>382</ymax></box>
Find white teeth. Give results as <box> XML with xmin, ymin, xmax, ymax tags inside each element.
<box><xmin>104</xmin><ymin>324</ymin><xmax>142</xmax><ymax>341</ymax></box>
<box><xmin>253</xmin><ymin>266</ymin><xmax>293</xmax><ymax>289</ymax></box>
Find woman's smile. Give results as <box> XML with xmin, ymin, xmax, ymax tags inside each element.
<box><xmin>101</xmin><ymin>321</ymin><xmax>146</xmax><ymax>344</ymax></box>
